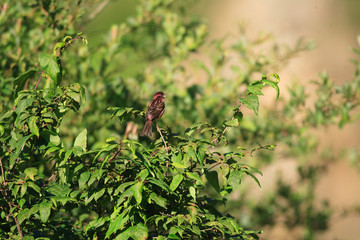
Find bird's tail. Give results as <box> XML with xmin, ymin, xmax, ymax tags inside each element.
<box><xmin>140</xmin><ymin>120</ymin><xmax>153</xmax><ymax>137</ymax></box>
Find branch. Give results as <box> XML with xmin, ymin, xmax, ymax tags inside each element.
<box><xmin>0</xmin><ymin>158</ymin><xmax>5</xmax><ymax>185</ymax></box>
<box><xmin>108</xmin><ymin>141</ymin><xmax>123</xmax><ymax>163</ymax></box>
<box><xmin>9</xmin><ymin>209</ymin><xmax>23</xmax><ymax>238</ymax></box>
<box><xmin>156</xmin><ymin>123</ymin><xmax>168</xmax><ymax>154</ymax></box>
<box><xmin>34</xmin><ymin>70</ymin><xmax>45</xmax><ymax>90</ymax></box>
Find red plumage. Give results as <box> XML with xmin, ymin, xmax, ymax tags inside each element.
<box><xmin>140</xmin><ymin>91</ymin><xmax>166</xmax><ymax>137</ymax></box>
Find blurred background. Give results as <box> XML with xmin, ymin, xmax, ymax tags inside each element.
<box><xmin>84</xmin><ymin>1</ymin><xmax>360</xmax><ymax>239</ymax></box>
<box><xmin>204</xmin><ymin>1</ymin><xmax>360</xmax><ymax>239</ymax></box>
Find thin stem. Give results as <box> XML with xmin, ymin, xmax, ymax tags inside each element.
<box><xmin>34</xmin><ymin>70</ymin><xmax>45</xmax><ymax>90</ymax></box>
<box><xmin>0</xmin><ymin>158</ymin><xmax>5</xmax><ymax>184</ymax></box>
<box><xmin>9</xmin><ymin>209</ymin><xmax>23</xmax><ymax>238</ymax></box>
<box><xmin>156</xmin><ymin>124</ymin><xmax>169</xmax><ymax>176</ymax></box>
<box><xmin>108</xmin><ymin>143</ymin><xmax>123</xmax><ymax>163</ymax></box>
<box><xmin>156</xmin><ymin>123</ymin><xmax>168</xmax><ymax>154</ymax></box>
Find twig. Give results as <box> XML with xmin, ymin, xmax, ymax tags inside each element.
<box><xmin>207</xmin><ymin>162</ymin><xmax>222</xmax><ymax>172</ymax></box>
<box><xmin>156</xmin><ymin>123</ymin><xmax>168</xmax><ymax>154</ymax></box>
<box><xmin>243</xmin><ymin>144</ymin><xmax>271</xmax><ymax>156</ymax></box>
<box><xmin>108</xmin><ymin>144</ymin><xmax>123</xmax><ymax>163</ymax></box>
<box><xmin>156</xmin><ymin>124</ymin><xmax>169</xmax><ymax>176</ymax></box>
<box><xmin>34</xmin><ymin>70</ymin><xmax>45</xmax><ymax>90</ymax></box>
<box><xmin>3</xmin><ymin>144</ymin><xmax>13</xmax><ymax>154</ymax></box>
<box><xmin>47</xmin><ymin>171</ymin><xmax>58</xmax><ymax>182</ymax></box>
<box><xmin>0</xmin><ymin>158</ymin><xmax>6</xmax><ymax>185</ymax></box>
<box><xmin>8</xmin><ymin>208</ymin><xmax>23</xmax><ymax>238</ymax></box>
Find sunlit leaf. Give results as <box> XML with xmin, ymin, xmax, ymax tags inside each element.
<box><xmin>149</xmin><ymin>192</ymin><xmax>167</xmax><ymax>208</ymax></box>
<box><xmin>239</xmin><ymin>95</ymin><xmax>259</xmax><ymax>115</ymax></box>
<box><xmin>28</xmin><ymin>116</ymin><xmax>39</xmax><ymax>137</ymax></box>
<box><xmin>79</xmin><ymin>171</ymin><xmax>90</xmax><ymax>189</ymax></box>
<box><xmin>39</xmin><ymin>201</ymin><xmax>52</xmax><ymax>223</ymax></box>
<box><xmin>115</xmin><ymin>223</ymin><xmax>148</xmax><ymax>240</ymax></box>
<box><xmin>170</xmin><ymin>174</ymin><xmax>183</xmax><ymax>191</ymax></box>
<box><xmin>74</xmin><ymin>128</ymin><xmax>87</xmax><ymax>151</ymax></box>
<box><xmin>132</xmin><ymin>182</ymin><xmax>143</xmax><ymax>204</ymax></box>
<box><xmin>223</xmin><ymin>118</ymin><xmax>239</xmax><ymax>127</ymax></box>
<box><xmin>247</xmin><ymin>84</ymin><xmax>263</xmax><ymax>96</ymax></box>
<box><xmin>24</xmin><ymin>167</ymin><xmax>38</xmax><ymax>181</ymax></box>
<box><xmin>38</xmin><ymin>53</ymin><xmax>61</xmax><ymax>84</ymax></box>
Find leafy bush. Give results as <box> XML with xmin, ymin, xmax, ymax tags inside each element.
<box><xmin>1</xmin><ymin>0</ymin><xmax>359</xmax><ymax>239</ymax></box>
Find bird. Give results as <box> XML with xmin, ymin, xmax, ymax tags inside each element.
<box><xmin>140</xmin><ymin>91</ymin><xmax>166</xmax><ymax>137</ymax></box>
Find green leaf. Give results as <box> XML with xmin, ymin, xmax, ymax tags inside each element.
<box><xmin>132</xmin><ymin>182</ymin><xmax>143</xmax><ymax>205</ymax></box>
<box><xmin>233</xmin><ymin>110</ymin><xmax>243</xmax><ymax>122</ymax></box>
<box><xmin>53</xmin><ymin>42</ymin><xmax>66</xmax><ymax>55</ymax></box>
<box><xmin>243</xmin><ymin>170</ymin><xmax>262</xmax><ymax>188</ymax></box>
<box><xmin>24</xmin><ymin>167</ymin><xmax>38</xmax><ymax>181</ymax></box>
<box><xmin>94</xmin><ymin>188</ymin><xmax>106</xmax><ymax>202</ymax></box>
<box><xmin>114</xmin><ymin>182</ymin><xmax>135</xmax><ymax>196</ymax></box>
<box><xmin>189</xmin><ymin>186</ymin><xmax>196</xmax><ymax>201</ymax></box>
<box><xmin>106</xmin><ymin>213</ymin><xmax>128</xmax><ymax>239</ymax></box>
<box><xmin>28</xmin><ymin>116</ymin><xmax>39</xmax><ymax>137</ymax></box>
<box><xmin>74</xmin><ymin>128</ymin><xmax>87</xmax><ymax>151</ymax></box>
<box><xmin>79</xmin><ymin>171</ymin><xmax>90</xmax><ymax>189</ymax></box>
<box><xmin>186</xmin><ymin>172</ymin><xmax>204</xmax><ymax>185</ymax></box>
<box><xmin>115</xmin><ymin>223</ymin><xmax>148</xmax><ymax>240</ymax></box>
<box><xmin>228</xmin><ymin>170</ymin><xmax>242</xmax><ymax>189</ymax></box>
<box><xmin>205</xmin><ymin>171</ymin><xmax>220</xmax><ymax>193</ymax></box>
<box><xmin>247</xmin><ymin>84</ymin><xmax>263</xmax><ymax>96</ymax></box>
<box><xmin>137</xmin><ymin>169</ymin><xmax>149</xmax><ymax>181</ymax></box>
<box><xmin>85</xmin><ymin>193</ymin><xmax>95</xmax><ymax>205</ymax></box>
<box><xmin>29</xmin><ymin>204</ymin><xmax>40</xmax><ymax>216</ymax></box>
<box><xmin>223</xmin><ymin>118</ymin><xmax>239</xmax><ymax>127</ymax></box>
<box><xmin>239</xmin><ymin>95</ymin><xmax>259</xmax><ymax>115</ymax></box>
<box><xmin>38</xmin><ymin>53</ymin><xmax>61</xmax><ymax>84</ymax></box>
<box><xmin>262</xmin><ymin>79</ymin><xmax>280</xmax><ymax>100</ymax></box>
<box><xmin>167</xmin><ymin>234</ymin><xmax>181</xmax><ymax>240</ymax></box>
<box><xmin>85</xmin><ymin>217</ymin><xmax>107</xmax><ymax>232</ymax></box>
<box><xmin>52</xmin><ymin>196</ymin><xmax>76</xmax><ymax>205</ymax></box>
<box><xmin>15</xmin><ymin>96</ymin><xmax>34</xmax><ymax>116</ymax></box>
<box><xmin>170</xmin><ymin>174</ymin><xmax>184</xmax><ymax>192</ymax></box>
<box><xmin>39</xmin><ymin>201</ymin><xmax>52</xmax><ymax>223</ymax></box>
<box><xmin>17</xmin><ymin>208</ymin><xmax>30</xmax><ymax>225</ymax></box>
<box><xmin>0</xmin><ymin>124</ymin><xmax>4</xmax><ymax>137</ymax></box>
<box><xmin>172</xmin><ymin>162</ymin><xmax>187</xmax><ymax>169</ymax></box>
<box><xmin>149</xmin><ymin>192</ymin><xmax>167</xmax><ymax>208</ymax></box>
<box><xmin>148</xmin><ymin>179</ymin><xmax>171</xmax><ymax>192</ymax></box>
<box><xmin>20</xmin><ymin>183</ymin><xmax>27</xmax><ymax>197</ymax></box>
<box><xmin>13</xmin><ymin>69</ymin><xmax>37</xmax><ymax>97</ymax></box>
<box><xmin>28</xmin><ymin>181</ymin><xmax>41</xmax><ymax>194</ymax></box>
<box><xmin>268</xmin><ymin>73</ymin><xmax>280</xmax><ymax>83</ymax></box>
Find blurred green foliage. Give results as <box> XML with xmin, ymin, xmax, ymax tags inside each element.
<box><xmin>1</xmin><ymin>0</ymin><xmax>360</xmax><ymax>239</ymax></box>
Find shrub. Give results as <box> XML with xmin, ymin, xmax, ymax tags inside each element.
<box><xmin>1</xmin><ymin>0</ymin><xmax>359</xmax><ymax>239</ymax></box>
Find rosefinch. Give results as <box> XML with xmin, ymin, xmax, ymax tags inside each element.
<box><xmin>140</xmin><ymin>91</ymin><xmax>166</xmax><ymax>137</ymax></box>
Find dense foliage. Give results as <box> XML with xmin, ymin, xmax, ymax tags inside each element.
<box><xmin>1</xmin><ymin>0</ymin><xmax>359</xmax><ymax>239</ymax></box>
